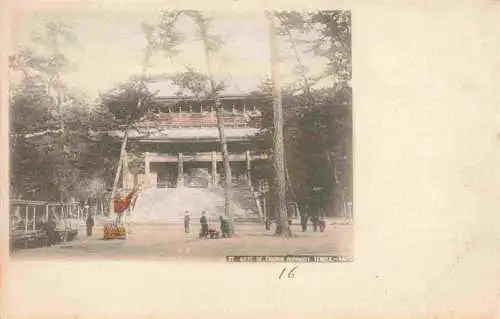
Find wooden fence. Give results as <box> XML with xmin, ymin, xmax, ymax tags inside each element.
<box><xmin>9</xmin><ymin>199</ymin><xmax>110</xmax><ymax>233</ymax></box>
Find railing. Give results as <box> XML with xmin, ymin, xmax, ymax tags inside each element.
<box><xmin>135</xmin><ymin>112</ymin><xmax>261</xmax><ymax>129</ymax></box>
<box><xmin>8</xmin><ymin>199</ymin><xmax>110</xmax><ymax>233</ymax></box>
<box><xmin>9</xmin><ymin>200</ymin><xmax>90</xmax><ymax>250</ymax></box>
<box><xmin>10</xmin><ymin>200</ymin><xmax>80</xmax><ymax>232</ymax></box>
<box><xmin>146</xmin><ymin>151</ymin><xmax>269</xmax><ymax>163</ymax></box>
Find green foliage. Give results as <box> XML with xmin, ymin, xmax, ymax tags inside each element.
<box><xmin>9</xmin><ymin>20</ymin><xmax>118</xmax><ymax>202</ymax></box>
<box><xmin>140</xmin><ymin>10</ymin><xmax>184</xmax><ymax>62</ymax></box>
<box><xmin>251</xmin><ymin>85</ymin><xmax>352</xmax><ymax>217</ymax></box>
<box><xmin>182</xmin><ymin>10</ymin><xmax>223</xmax><ymax>53</ymax></box>
<box><xmin>100</xmin><ymin>80</ymin><xmax>159</xmax><ymax>124</ymax></box>
<box><xmin>252</xmin><ymin>11</ymin><xmax>353</xmax><ymax>217</ymax></box>
<box><xmin>167</xmin><ymin>68</ymin><xmax>227</xmax><ymax>98</ymax></box>
<box><xmin>275</xmin><ymin>10</ymin><xmax>351</xmax><ymax>83</ymax></box>
<box><xmin>9</xmin><ymin>75</ymin><xmax>110</xmax><ymax>200</ymax></box>
<box><xmin>308</xmin><ymin>11</ymin><xmax>351</xmax><ymax>82</ymax></box>
<box><xmin>156</xmin><ymin>10</ymin><xmax>184</xmax><ymax>58</ymax></box>
<box><xmin>169</xmin><ymin>69</ymin><xmax>211</xmax><ymax>97</ymax></box>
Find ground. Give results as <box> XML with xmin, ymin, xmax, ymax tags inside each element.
<box><xmin>10</xmin><ymin>220</ymin><xmax>353</xmax><ymax>261</ymax></box>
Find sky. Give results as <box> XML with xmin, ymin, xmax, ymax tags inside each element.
<box><xmin>10</xmin><ymin>8</ymin><xmax>329</xmax><ymax>100</ymax></box>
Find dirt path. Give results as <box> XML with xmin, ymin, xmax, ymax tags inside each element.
<box><xmin>10</xmin><ymin>223</ymin><xmax>353</xmax><ymax>261</ymax></box>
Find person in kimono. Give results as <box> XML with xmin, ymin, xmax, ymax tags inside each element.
<box><xmin>86</xmin><ymin>213</ymin><xmax>95</xmax><ymax>237</ymax></box>
<box><xmin>184</xmin><ymin>210</ymin><xmax>191</xmax><ymax>233</ymax></box>
<box><xmin>300</xmin><ymin>212</ymin><xmax>309</xmax><ymax>232</ymax></box>
<box><xmin>199</xmin><ymin>211</ymin><xmax>209</xmax><ymax>238</ymax></box>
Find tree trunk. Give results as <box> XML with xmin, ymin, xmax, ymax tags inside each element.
<box><xmin>106</xmin><ymin>19</ymin><xmax>154</xmax><ymax>221</ymax></box>
<box><xmin>54</xmin><ymin>79</ymin><xmax>67</xmax><ymax>203</ymax></box>
<box><xmin>215</xmin><ymin>100</ymin><xmax>233</xmax><ymax>231</ymax></box>
<box><xmin>109</xmin><ymin>125</ymin><xmax>130</xmax><ymax>217</ymax></box>
<box><xmin>192</xmin><ymin>11</ymin><xmax>234</xmax><ymax>233</ymax></box>
<box><xmin>267</xmin><ymin>11</ymin><xmax>291</xmax><ymax>236</ymax></box>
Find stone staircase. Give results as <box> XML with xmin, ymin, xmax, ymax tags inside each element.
<box><xmin>231</xmin><ymin>184</ymin><xmax>262</xmax><ymax>221</ymax></box>
<box><xmin>206</xmin><ymin>183</ymin><xmax>262</xmax><ymax>222</ymax></box>
<box><xmin>130</xmin><ymin>185</ymin><xmax>261</xmax><ymax>223</ymax></box>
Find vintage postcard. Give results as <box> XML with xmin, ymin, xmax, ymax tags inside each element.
<box><xmin>6</xmin><ymin>5</ymin><xmax>353</xmax><ymax>260</ymax></box>
<box><xmin>1</xmin><ymin>0</ymin><xmax>499</xmax><ymax>318</ymax></box>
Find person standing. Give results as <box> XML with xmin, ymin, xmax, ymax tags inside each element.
<box><xmin>319</xmin><ymin>217</ymin><xmax>326</xmax><ymax>232</ymax></box>
<box><xmin>200</xmin><ymin>211</ymin><xmax>208</xmax><ymax>238</ymax></box>
<box><xmin>319</xmin><ymin>208</ymin><xmax>326</xmax><ymax>232</ymax></box>
<box><xmin>219</xmin><ymin>214</ymin><xmax>225</xmax><ymax>238</ymax></box>
<box><xmin>265</xmin><ymin>216</ymin><xmax>271</xmax><ymax>231</ymax></box>
<box><xmin>184</xmin><ymin>210</ymin><xmax>191</xmax><ymax>233</ymax></box>
<box><xmin>86</xmin><ymin>213</ymin><xmax>94</xmax><ymax>237</ymax></box>
<box><xmin>311</xmin><ymin>215</ymin><xmax>319</xmax><ymax>232</ymax></box>
<box><xmin>300</xmin><ymin>213</ymin><xmax>308</xmax><ymax>232</ymax></box>
<box><xmin>220</xmin><ymin>214</ymin><xmax>231</xmax><ymax>238</ymax></box>
<box><xmin>45</xmin><ymin>216</ymin><xmax>57</xmax><ymax>246</ymax></box>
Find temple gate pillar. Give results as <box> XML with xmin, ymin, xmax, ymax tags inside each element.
<box><xmin>245</xmin><ymin>150</ymin><xmax>252</xmax><ymax>184</ymax></box>
<box><xmin>177</xmin><ymin>153</ymin><xmax>184</xmax><ymax>187</ymax></box>
<box><xmin>144</xmin><ymin>152</ymin><xmax>151</xmax><ymax>187</ymax></box>
<box><xmin>211</xmin><ymin>151</ymin><xmax>217</xmax><ymax>187</ymax></box>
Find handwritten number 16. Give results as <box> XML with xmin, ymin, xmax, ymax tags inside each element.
<box><xmin>278</xmin><ymin>266</ymin><xmax>298</xmax><ymax>279</ymax></box>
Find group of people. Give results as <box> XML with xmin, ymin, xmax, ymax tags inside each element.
<box><xmin>43</xmin><ymin>213</ymin><xmax>94</xmax><ymax>245</ymax></box>
<box><xmin>184</xmin><ymin>210</ymin><xmax>231</xmax><ymax>239</ymax></box>
<box><xmin>300</xmin><ymin>213</ymin><xmax>326</xmax><ymax>232</ymax></box>
<box><xmin>265</xmin><ymin>213</ymin><xmax>326</xmax><ymax>232</ymax></box>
